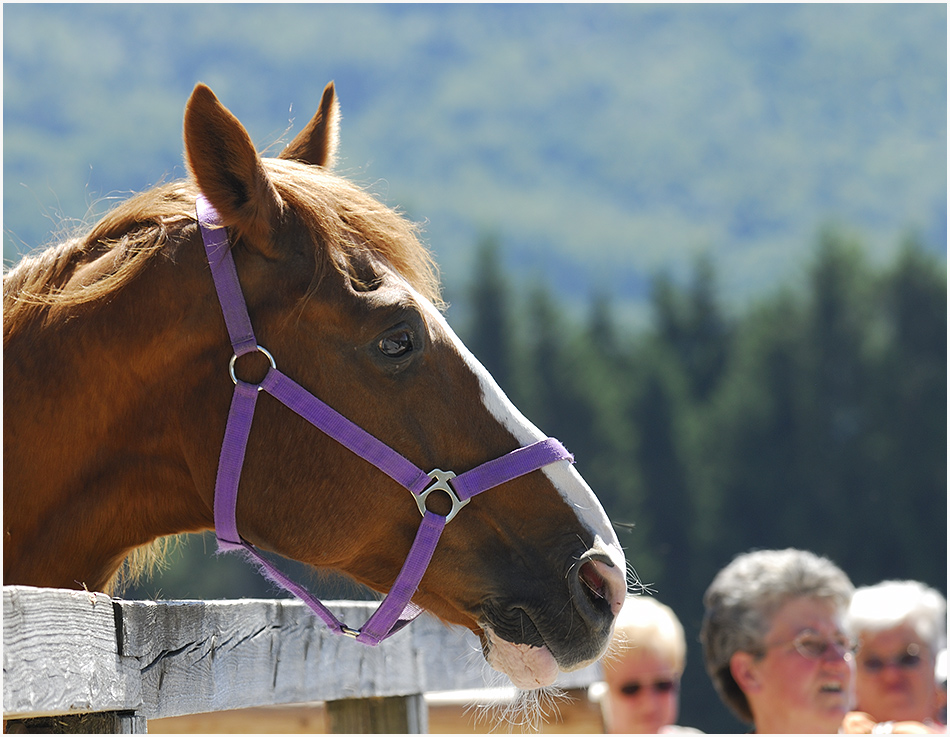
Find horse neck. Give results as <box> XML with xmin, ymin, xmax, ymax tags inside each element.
<box><xmin>3</xmin><ymin>234</ymin><xmax>222</xmax><ymax>592</ymax></box>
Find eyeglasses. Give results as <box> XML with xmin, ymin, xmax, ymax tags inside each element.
<box><xmin>860</xmin><ymin>644</ymin><xmax>923</xmax><ymax>673</ymax></box>
<box><xmin>760</xmin><ymin>630</ymin><xmax>858</xmax><ymax>661</ymax></box>
<box><xmin>619</xmin><ymin>679</ymin><xmax>679</xmax><ymax>697</ymax></box>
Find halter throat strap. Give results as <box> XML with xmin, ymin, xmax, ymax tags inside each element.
<box><xmin>196</xmin><ymin>195</ymin><xmax>574</xmax><ymax>645</ymax></box>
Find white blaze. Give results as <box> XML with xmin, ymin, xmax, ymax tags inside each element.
<box><xmin>412</xmin><ymin>291</ymin><xmax>626</xmax><ymax>687</ymax></box>
<box><xmin>420</xmin><ymin>298</ymin><xmax>625</xmax><ymax>571</ymax></box>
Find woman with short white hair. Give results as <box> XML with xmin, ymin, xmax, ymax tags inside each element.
<box><xmin>843</xmin><ymin>580</ymin><xmax>946</xmax><ymax>733</ymax></box>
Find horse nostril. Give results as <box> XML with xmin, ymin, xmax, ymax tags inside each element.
<box><xmin>574</xmin><ymin>559</ymin><xmax>617</xmax><ymax>627</ymax></box>
<box><xmin>574</xmin><ymin>555</ymin><xmax>626</xmax><ymax>621</ymax></box>
<box><xmin>579</xmin><ymin>560</ymin><xmax>608</xmax><ymax>603</ymax></box>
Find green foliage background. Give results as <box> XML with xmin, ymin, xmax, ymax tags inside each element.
<box><xmin>4</xmin><ymin>5</ymin><xmax>946</xmax><ymax>733</ymax></box>
<box><xmin>459</xmin><ymin>232</ymin><xmax>945</xmax><ymax>732</ymax></box>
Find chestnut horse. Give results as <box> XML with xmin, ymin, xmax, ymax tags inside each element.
<box><xmin>3</xmin><ymin>82</ymin><xmax>626</xmax><ymax>688</ymax></box>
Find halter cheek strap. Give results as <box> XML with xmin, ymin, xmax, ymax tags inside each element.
<box><xmin>197</xmin><ymin>195</ymin><xmax>574</xmax><ymax>645</ymax></box>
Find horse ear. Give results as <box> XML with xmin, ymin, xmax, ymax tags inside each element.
<box><xmin>184</xmin><ymin>83</ymin><xmax>282</xmax><ymax>254</ymax></box>
<box><xmin>279</xmin><ymin>81</ymin><xmax>339</xmax><ymax>168</ymax></box>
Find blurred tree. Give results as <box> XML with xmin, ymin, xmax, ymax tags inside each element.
<box><xmin>850</xmin><ymin>235</ymin><xmax>947</xmax><ymax>584</ymax></box>
<box><xmin>629</xmin><ymin>352</ymin><xmax>693</xmax><ymax>600</ymax></box>
<box><xmin>704</xmin><ymin>291</ymin><xmax>809</xmax><ymax>558</ymax></box>
<box><xmin>587</xmin><ymin>291</ymin><xmax>626</xmax><ymax>368</ymax></box>
<box><xmin>515</xmin><ymin>283</ymin><xmax>563</xmax><ymax>432</ymax></box>
<box><xmin>783</xmin><ymin>231</ymin><xmax>874</xmax><ymax>565</ymax></box>
<box><xmin>652</xmin><ymin>257</ymin><xmax>733</xmax><ymax>401</ymax></box>
<box><xmin>466</xmin><ymin>234</ymin><xmax>518</xmax><ymax>396</ymax></box>
<box><xmin>640</xmin><ymin>258</ymin><xmax>734</xmax><ymax>596</ymax></box>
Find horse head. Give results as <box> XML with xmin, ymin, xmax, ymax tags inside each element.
<box><xmin>3</xmin><ymin>82</ymin><xmax>627</xmax><ymax>689</ymax></box>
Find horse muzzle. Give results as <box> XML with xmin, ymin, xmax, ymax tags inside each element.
<box><xmin>478</xmin><ymin>546</ymin><xmax>626</xmax><ymax>689</ymax></box>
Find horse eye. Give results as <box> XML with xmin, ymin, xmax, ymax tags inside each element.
<box><xmin>378</xmin><ymin>328</ymin><xmax>413</xmax><ymax>358</ymax></box>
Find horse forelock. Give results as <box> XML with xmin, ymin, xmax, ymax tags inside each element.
<box><xmin>3</xmin><ymin>161</ymin><xmax>442</xmax><ymax>346</ymax></box>
<box><xmin>264</xmin><ymin>159</ymin><xmax>443</xmax><ymax>309</ymax></box>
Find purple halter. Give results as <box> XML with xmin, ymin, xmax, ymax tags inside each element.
<box><xmin>197</xmin><ymin>195</ymin><xmax>575</xmax><ymax>645</ymax></box>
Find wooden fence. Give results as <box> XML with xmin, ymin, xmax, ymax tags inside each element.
<box><xmin>3</xmin><ymin>586</ymin><xmax>602</xmax><ymax>733</ymax></box>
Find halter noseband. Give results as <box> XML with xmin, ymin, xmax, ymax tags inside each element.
<box><xmin>197</xmin><ymin>195</ymin><xmax>574</xmax><ymax>645</ymax></box>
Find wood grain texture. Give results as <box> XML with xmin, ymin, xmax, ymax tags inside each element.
<box><xmin>119</xmin><ymin>599</ymin><xmax>431</xmax><ymax>718</ymax></box>
<box><xmin>3</xmin><ymin>587</ymin><xmax>141</xmax><ymax>719</ymax></box>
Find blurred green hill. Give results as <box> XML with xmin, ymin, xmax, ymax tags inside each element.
<box><xmin>3</xmin><ymin>4</ymin><xmax>945</xmax><ymax>325</ymax></box>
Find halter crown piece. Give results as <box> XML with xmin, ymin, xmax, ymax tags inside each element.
<box><xmin>197</xmin><ymin>195</ymin><xmax>575</xmax><ymax>645</ymax></box>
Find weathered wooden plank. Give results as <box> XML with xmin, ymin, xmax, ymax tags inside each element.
<box><xmin>116</xmin><ymin>597</ymin><xmax>600</xmax><ymax>719</ymax></box>
<box><xmin>117</xmin><ymin>599</ymin><xmax>432</xmax><ymax>719</ymax></box>
<box><xmin>3</xmin><ymin>587</ymin><xmax>141</xmax><ymax>719</ymax></box>
<box><xmin>5</xmin><ymin>587</ymin><xmax>602</xmax><ymax>728</ymax></box>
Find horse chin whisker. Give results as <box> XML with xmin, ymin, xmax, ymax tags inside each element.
<box><xmin>466</xmin><ymin>682</ymin><xmax>567</xmax><ymax>734</ymax></box>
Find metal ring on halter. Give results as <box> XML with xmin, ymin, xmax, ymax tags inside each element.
<box><xmin>415</xmin><ymin>469</ymin><xmax>469</xmax><ymax>523</ymax></box>
<box><xmin>229</xmin><ymin>345</ymin><xmax>277</xmax><ymax>391</ymax></box>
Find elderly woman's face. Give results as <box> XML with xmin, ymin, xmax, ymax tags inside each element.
<box><xmin>732</xmin><ymin>596</ymin><xmax>855</xmax><ymax>733</ymax></box>
<box><xmin>854</xmin><ymin>623</ymin><xmax>938</xmax><ymax>723</ymax></box>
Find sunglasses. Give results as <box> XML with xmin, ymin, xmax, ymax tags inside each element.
<box><xmin>861</xmin><ymin>644</ymin><xmax>923</xmax><ymax>673</ymax></box>
<box><xmin>619</xmin><ymin>679</ymin><xmax>679</xmax><ymax>697</ymax></box>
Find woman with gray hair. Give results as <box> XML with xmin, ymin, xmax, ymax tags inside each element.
<box><xmin>700</xmin><ymin>548</ymin><xmax>856</xmax><ymax>733</ymax></box>
<box><xmin>841</xmin><ymin>580</ymin><xmax>946</xmax><ymax>733</ymax></box>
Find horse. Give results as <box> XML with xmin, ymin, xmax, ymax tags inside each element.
<box><xmin>3</xmin><ymin>81</ymin><xmax>626</xmax><ymax>689</ymax></box>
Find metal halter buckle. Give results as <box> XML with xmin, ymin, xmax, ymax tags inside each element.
<box><xmin>415</xmin><ymin>469</ymin><xmax>469</xmax><ymax>523</ymax></box>
<box><xmin>229</xmin><ymin>345</ymin><xmax>277</xmax><ymax>391</ymax></box>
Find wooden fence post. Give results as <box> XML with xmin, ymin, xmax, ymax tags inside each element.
<box><xmin>325</xmin><ymin>694</ymin><xmax>428</xmax><ymax>733</ymax></box>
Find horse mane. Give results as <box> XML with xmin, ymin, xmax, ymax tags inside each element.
<box><xmin>3</xmin><ymin>183</ymin><xmax>195</xmax><ymax>345</ymax></box>
<box><xmin>4</xmin><ymin>158</ymin><xmax>442</xmax><ymax>347</ymax></box>
<box><xmin>106</xmin><ymin>535</ymin><xmax>183</xmax><ymax>596</ymax></box>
